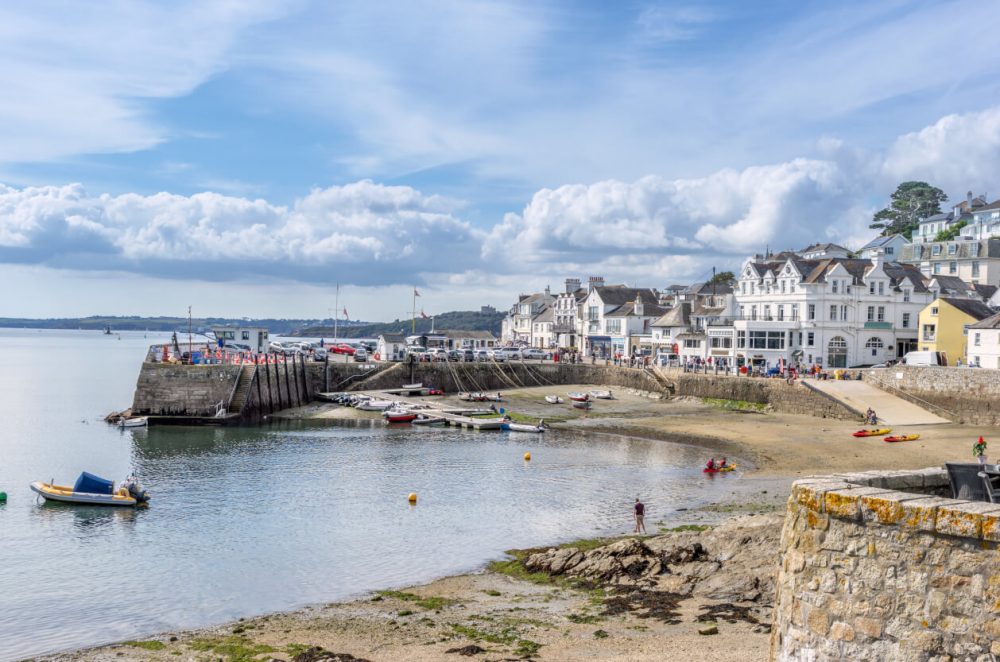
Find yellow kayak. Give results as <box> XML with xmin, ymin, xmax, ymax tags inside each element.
<box><xmin>853</xmin><ymin>428</ymin><xmax>891</xmax><ymax>438</ymax></box>
<box><xmin>884</xmin><ymin>434</ymin><xmax>920</xmax><ymax>443</ymax></box>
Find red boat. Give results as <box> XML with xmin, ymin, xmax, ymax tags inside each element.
<box><xmin>568</xmin><ymin>392</ymin><xmax>590</xmax><ymax>402</ymax></box>
<box><xmin>383</xmin><ymin>410</ymin><xmax>417</xmax><ymax>423</ymax></box>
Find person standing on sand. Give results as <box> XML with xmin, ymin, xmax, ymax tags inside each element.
<box><xmin>634</xmin><ymin>498</ymin><xmax>646</xmax><ymax>533</ymax></box>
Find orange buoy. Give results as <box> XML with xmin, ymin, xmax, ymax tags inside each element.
<box><xmin>524</xmin><ymin>452</ymin><xmax>531</xmax><ymax>461</ymax></box>
<box><xmin>408</xmin><ymin>492</ymin><xmax>417</xmax><ymax>504</ymax></box>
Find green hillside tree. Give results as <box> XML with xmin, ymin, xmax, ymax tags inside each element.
<box><xmin>870</xmin><ymin>181</ymin><xmax>947</xmax><ymax>239</ymax></box>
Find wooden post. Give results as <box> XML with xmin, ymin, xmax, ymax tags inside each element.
<box><xmin>284</xmin><ymin>355</ymin><xmax>295</xmax><ymax>408</ymax></box>
<box><xmin>254</xmin><ymin>365</ymin><xmax>263</xmax><ymax>422</ymax></box>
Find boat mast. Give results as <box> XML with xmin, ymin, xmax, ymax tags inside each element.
<box><xmin>187</xmin><ymin>305</ymin><xmax>192</xmax><ymax>359</ymax></box>
<box><xmin>334</xmin><ymin>283</ymin><xmax>340</xmax><ymax>342</ymax></box>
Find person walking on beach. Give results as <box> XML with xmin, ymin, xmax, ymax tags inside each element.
<box><xmin>633</xmin><ymin>498</ymin><xmax>646</xmax><ymax>533</ymax></box>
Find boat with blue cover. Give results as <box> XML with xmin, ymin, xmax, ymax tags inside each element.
<box><xmin>30</xmin><ymin>472</ymin><xmax>149</xmax><ymax>507</ymax></box>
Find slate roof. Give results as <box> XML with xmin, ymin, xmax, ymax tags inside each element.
<box><xmin>968</xmin><ymin>311</ymin><xmax>1000</xmax><ymax>330</ymax></box>
<box><xmin>928</xmin><ymin>275</ymin><xmax>973</xmax><ymax>296</ymax></box>
<box><xmin>593</xmin><ymin>286</ymin><xmax>659</xmax><ymax>307</ymax></box>
<box><xmin>800</xmin><ymin>242</ymin><xmax>850</xmax><ymax>254</ymax></box>
<box><xmin>901</xmin><ymin>238</ymin><xmax>1000</xmax><ymax>261</ymax></box>
<box><xmin>938</xmin><ymin>297</ymin><xmax>995</xmax><ymax>320</ymax></box>
<box><xmin>531</xmin><ymin>307</ymin><xmax>554</xmax><ymax>323</ymax></box>
<box><xmin>971</xmin><ymin>199</ymin><xmax>1000</xmax><ymax>214</ymax></box>
<box><xmin>860</xmin><ymin>234</ymin><xmax>905</xmax><ymax>250</ymax></box>
<box><xmin>973</xmin><ymin>284</ymin><xmax>998</xmax><ymax>300</ymax></box>
<box><xmin>606</xmin><ymin>300</ymin><xmax>668</xmax><ymax>318</ymax></box>
<box><xmin>684</xmin><ymin>281</ymin><xmax>734</xmax><ymax>296</ymax></box>
<box><xmin>651</xmin><ymin>302</ymin><xmax>691</xmax><ymax>328</ymax></box>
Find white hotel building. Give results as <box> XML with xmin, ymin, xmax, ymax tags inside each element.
<box><xmin>733</xmin><ymin>254</ymin><xmax>935</xmax><ymax>368</ymax></box>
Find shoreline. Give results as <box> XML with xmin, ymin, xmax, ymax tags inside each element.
<box><xmin>37</xmin><ymin>385</ymin><xmax>987</xmax><ymax>661</ymax></box>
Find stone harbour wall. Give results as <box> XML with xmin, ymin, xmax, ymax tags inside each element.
<box><xmin>771</xmin><ymin>468</ymin><xmax>1000</xmax><ymax>661</ymax></box>
<box><xmin>864</xmin><ymin>366</ymin><xmax>1000</xmax><ymax>425</ymax></box>
<box><xmin>666</xmin><ymin>371</ymin><xmax>858</xmax><ymax>420</ymax></box>
<box><xmin>131</xmin><ymin>363</ymin><xmax>242</xmax><ymax>416</ymax></box>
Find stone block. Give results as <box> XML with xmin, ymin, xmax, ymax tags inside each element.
<box><xmin>899</xmin><ymin>497</ymin><xmax>954</xmax><ymax>532</ymax></box>
<box><xmin>860</xmin><ymin>490</ymin><xmax>927</xmax><ymax>525</ymax></box>
<box><xmin>807</xmin><ymin>607</ymin><xmax>830</xmax><ymax>635</ymax></box>
<box><xmin>936</xmin><ymin>502</ymin><xmax>1000</xmax><ymax>539</ymax></box>
<box><xmin>906</xmin><ymin>630</ymin><xmax>943</xmax><ymax>652</ymax></box>
<box><xmin>825</xmin><ymin>487</ymin><xmax>893</xmax><ymax>521</ymax></box>
<box><xmin>791</xmin><ymin>480</ymin><xmax>852</xmax><ymax>513</ymax></box>
<box><xmin>853</xmin><ymin>615</ymin><xmax>883</xmax><ymax>639</ymax></box>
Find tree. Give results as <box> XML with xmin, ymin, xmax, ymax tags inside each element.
<box><xmin>708</xmin><ymin>270</ymin><xmax>735</xmax><ymax>285</ymax></box>
<box><xmin>870</xmin><ymin>182</ymin><xmax>947</xmax><ymax>239</ymax></box>
<box><xmin>933</xmin><ymin>220</ymin><xmax>968</xmax><ymax>242</ymax></box>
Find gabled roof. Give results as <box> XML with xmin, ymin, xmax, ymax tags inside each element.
<box><xmin>969</xmin><ymin>311</ymin><xmax>1000</xmax><ymax>329</ymax></box>
<box><xmin>593</xmin><ymin>286</ymin><xmax>659</xmax><ymax>307</ymax></box>
<box><xmin>800</xmin><ymin>242</ymin><xmax>850</xmax><ymax>254</ymax></box>
<box><xmin>531</xmin><ymin>307</ymin><xmax>554</xmax><ymax>323</ymax></box>
<box><xmin>973</xmin><ymin>284</ymin><xmax>998</xmax><ymax>300</ymax></box>
<box><xmin>937</xmin><ymin>297</ymin><xmax>994</xmax><ymax>320</ymax></box>
<box><xmin>901</xmin><ymin>238</ymin><xmax>1000</xmax><ymax>261</ymax></box>
<box><xmin>606</xmin><ymin>301</ymin><xmax>668</xmax><ymax>318</ymax></box>
<box><xmin>921</xmin><ymin>212</ymin><xmax>951</xmax><ymax>224</ymax></box>
<box><xmin>971</xmin><ymin>199</ymin><xmax>1000</xmax><ymax>214</ymax></box>
<box><xmin>860</xmin><ymin>234</ymin><xmax>906</xmax><ymax>250</ymax></box>
<box><xmin>652</xmin><ymin>302</ymin><xmax>691</xmax><ymax>328</ymax></box>
<box><xmin>684</xmin><ymin>281</ymin><xmax>734</xmax><ymax>296</ymax></box>
<box><xmin>882</xmin><ymin>263</ymin><xmax>929</xmax><ymax>292</ymax></box>
<box><xmin>380</xmin><ymin>333</ymin><xmax>406</xmax><ymax>343</ymax></box>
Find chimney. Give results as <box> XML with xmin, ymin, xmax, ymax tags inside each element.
<box><xmin>968</xmin><ymin>191</ymin><xmax>974</xmax><ymax>209</ymax></box>
<box><xmin>565</xmin><ymin>277</ymin><xmax>581</xmax><ymax>294</ymax></box>
<box><xmin>544</xmin><ymin>285</ymin><xmax>551</xmax><ymax>296</ymax></box>
<box><xmin>588</xmin><ymin>276</ymin><xmax>605</xmax><ymax>292</ymax></box>
<box><xmin>634</xmin><ymin>293</ymin><xmax>644</xmax><ymax>317</ymax></box>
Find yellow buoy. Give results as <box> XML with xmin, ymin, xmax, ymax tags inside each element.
<box><xmin>523</xmin><ymin>452</ymin><xmax>531</xmax><ymax>461</ymax></box>
<box><xmin>408</xmin><ymin>492</ymin><xmax>417</xmax><ymax>504</ymax></box>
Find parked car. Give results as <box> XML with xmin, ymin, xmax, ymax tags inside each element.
<box><xmin>312</xmin><ymin>347</ymin><xmax>328</xmax><ymax>361</ymax></box>
<box><xmin>428</xmin><ymin>348</ymin><xmax>448</xmax><ymax>362</ymax></box>
<box><xmin>487</xmin><ymin>348</ymin><xmax>507</xmax><ymax>362</ymax></box>
<box><xmin>504</xmin><ymin>348</ymin><xmax>523</xmax><ymax>361</ymax></box>
<box><xmin>269</xmin><ymin>341</ymin><xmax>288</xmax><ymax>354</ymax></box>
<box><xmin>226</xmin><ymin>342</ymin><xmax>252</xmax><ymax>352</ymax></box>
<box><xmin>903</xmin><ymin>351</ymin><xmax>947</xmax><ymax>367</ymax></box>
<box><xmin>354</xmin><ymin>347</ymin><xmax>368</xmax><ymax>362</ymax></box>
<box><xmin>459</xmin><ymin>349</ymin><xmax>475</xmax><ymax>362</ymax></box>
<box><xmin>521</xmin><ymin>348</ymin><xmax>549</xmax><ymax>360</ymax></box>
<box><xmin>474</xmin><ymin>349</ymin><xmax>489</xmax><ymax>362</ymax></box>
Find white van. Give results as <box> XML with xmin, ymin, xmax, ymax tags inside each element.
<box><xmin>903</xmin><ymin>351</ymin><xmax>947</xmax><ymax>367</ymax></box>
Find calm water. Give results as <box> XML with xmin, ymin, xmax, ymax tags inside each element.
<box><xmin>0</xmin><ymin>329</ymin><xmax>747</xmax><ymax>660</ymax></box>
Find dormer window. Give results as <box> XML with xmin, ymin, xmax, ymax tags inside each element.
<box><xmin>878</xmin><ymin>282</ymin><xmax>884</xmax><ymax>295</ymax></box>
<box><xmin>948</xmin><ymin>244</ymin><xmax>957</xmax><ymax>255</ymax></box>
<box><xmin>903</xmin><ymin>288</ymin><xmax>911</xmax><ymax>302</ymax></box>
<box><xmin>832</xmin><ymin>280</ymin><xmax>839</xmax><ymax>294</ymax></box>
<box><xmin>932</xmin><ymin>245</ymin><xmax>942</xmax><ymax>256</ymax></box>
<box><xmin>869</xmin><ymin>281</ymin><xmax>875</xmax><ymax>294</ymax></box>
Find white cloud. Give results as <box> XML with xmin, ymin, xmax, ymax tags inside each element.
<box><xmin>883</xmin><ymin>106</ymin><xmax>1000</xmax><ymax>196</ymax></box>
<box><xmin>0</xmin><ymin>180</ymin><xmax>481</xmax><ymax>285</ymax></box>
<box><xmin>635</xmin><ymin>6</ymin><xmax>716</xmax><ymax>42</ymax></box>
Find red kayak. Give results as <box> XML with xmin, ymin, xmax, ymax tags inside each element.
<box><xmin>704</xmin><ymin>464</ymin><xmax>737</xmax><ymax>473</ymax></box>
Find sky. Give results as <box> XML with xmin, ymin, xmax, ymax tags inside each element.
<box><xmin>2</xmin><ymin>0</ymin><xmax>1000</xmax><ymax>322</ymax></box>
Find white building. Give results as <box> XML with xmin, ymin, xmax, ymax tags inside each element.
<box><xmin>376</xmin><ymin>333</ymin><xmax>407</xmax><ymax>361</ymax></box>
<box><xmin>734</xmin><ymin>255</ymin><xmax>933</xmax><ymax>368</ymax></box>
<box><xmin>650</xmin><ymin>296</ymin><xmax>738</xmax><ymax>365</ymax></box>
<box><xmin>552</xmin><ymin>278</ymin><xmax>589</xmax><ymax>350</ymax></box>
<box><xmin>959</xmin><ymin>199</ymin><xmax>1000</xmax><ymax>242</ymax></box>
<box><xmin>581</xmin><ymin>285</ymin><xmax>663</xmax><ymax>357</ymax></box>
<box><xmin>798</xmin><ymin>243</ymin><xmax>851</xmax><ymax>260</ymax></box>
<box><xmin>899</xmin><ymin>238</ymin><xmax>1000</xmax><ymax>286</ymax></box>
<box><xmin>913</xmin><ymin>192</ymin><xmax>988</xmax><ymax>244</ymax></box>
<box><xmin>211</xmin><ymin>326</ymin><xmax>269</xmax><ymax>352</ymax></box>
<box><xmin>530</xmin><ymin>307</ymin><xmax>555</xmax><ymax>348</ymax></box>
<box><xmin>967</xmin><ymin>312</ymin><xmax>1000</xmax><ymax>369</ymax></box>
<box><xmin>500</xmin><ymin>289</ymin><xmax>556</xmax><ymax>344</ymax></box>
<box><xmin>858</xmin><ymin>234</ymin><xmax>908</xmax><ymax>260</ymax></box>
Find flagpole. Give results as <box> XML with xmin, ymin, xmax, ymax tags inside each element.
<box><xmin>412</xmin><ymin>287</ymin><xmax>417</xmax><ymax>335</ymax></box>
<box><xmin>334</xmin><ymin>283</ymin><xmax>340</xmax><ymax>342</ymax></box>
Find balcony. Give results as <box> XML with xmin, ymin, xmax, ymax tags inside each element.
<box><xmin>552</xmin><ymin>324</ymin><xmax>576</xmax><ymax>334</ymax></box>
<box><xmin>864</xmin><ymin>321</ymin><xmax>892</xmax><ymax>330</ymax></box>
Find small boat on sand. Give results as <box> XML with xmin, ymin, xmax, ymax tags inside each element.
<box><xmin>544</xmin><ymin>395</ymin><xmax>564</xmax><ymax>405</ymax></box>
<box><xmin>567</xmin><ymin>392</ymin><xmax>590</xmax><ymax>402</ymax></box>
<box><xmin>572</xmin><ymin>400</ymin><xmax>592</xmax><ymax>410</ymax></box>
<box><xmin>460</xmin><ymin>392</ymin><xmax>502</xmax><ymax>402</ymax></box>
<box><xmin>357</xmin><ymin>399</ymin><xmax>396</xmax><ymax>411</ymax></box>
<box><xmin>884</xmin><ymin>434</ymin><xmax>920</xmax><ymax>443</ymax></box>
<box><xmin>30</xmin><ymin>472</ymin><xmax>149</xmax><ymax>507</ymax></box>
<box><xmin>118</xmin><ymin>416</ymin><xmax>148</xmax><ymax>428</ymax></box>
<box><xmin>588</xmin><ymin>390</ymin><xmax>613</xmax><ymax>400</ymax></box>
<box><xmin>852</xmin><ymin>428</ymin><xmax>891</xmax><ymax>438</ymax></box>
<box><xmin>502</xmin><ymin>421</ymin><xmax>545</xmax><ymax>433</ymax></box>
<box><xmin>383</xmin><ymin>410</ymin><xmax>418</xmax><ymax>423</ymax></box>
<box><xmin>401</xmin><ymin>383</ymin><xmax>423</xmax><ymax>390</ymax></box>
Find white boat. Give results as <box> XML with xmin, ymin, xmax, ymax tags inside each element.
<box><xmin>502</xmin><ymin>421</ymin><xmax>545</xmax><ymax>433</ymax></box>
<box><xmin>30</xmin><ymin>473</ymin><xmax>149</xmax><ymax>507</ymax></box>
<box><xmin>567</xmin><ymin>392</ymin><xmax>590</xmax><ymax>402</ymax></box>
<box><xmin>413</xmin><ymin>416</ymin><xmax>446</xmax><ymax>426</ymax></box>
<box><xmin>544</xmin><ymin>395</ymin><xmax>564</xmax><ymax>404</ymax></box>
<box><xmin>118</xmin><ymin>417</ymin><xmax>148</xmax><ymax>428</ymax></box>
<box><xmin>401</xmin><ymin>383</ymin><xmax>423</xmax><ymax>390</ymax></box>
<box><xmin>588</xmin><ymin>390</ymin><xmax>614</xmax><ymax>400</ymax></box>
<box><xmin>356</xmin><ymin>399</ymin><xmax>396</xmax><ymax>411</ymax></box>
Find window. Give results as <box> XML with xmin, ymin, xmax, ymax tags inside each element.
<box><xmin>877</xmin><ymin>306</ymin><xmax>885</xmax><ymax>322</ymax></box>
<box><xmin>807</xmin><ymin>332</ymin><xmax>815</xmax><ymax>346</ymax></box>
<box><xmin>780</xmin><ymin>280</ymin><xmax>786</xmax><ymax>294</ymax></box>
<box><xmin>869</xmin><ymin>281</ymin><xmax>875</xmax><ymax>294</ymax></box>
<box><xmin>975</xmin><ymin>332</ymin><xmax>981</xmax><ymax>347</ymax></box>
<box><xmin>922</xmin><ymin>324</ymin><xmax>936</xmax><ymax>341</ymax></box>
<box><xmin>865</xmin><ymin>337</ymin><xmax>883</xmax><ymax>348</ymax></box>
<box><xmin>736</xmin><ymin>330</ymin><xmax>746</xmax><ymax>348</ymax></box>
<box><xmin>833</xmin><ymin>280</ymin><xmax>839</xmax><ymax>294</ymax></box>
<box><xmin>878</xmin><ymin>282</ymin><xmax>884</xmax><ymax>295</ymax></box>
<box><xmin>949</xmin><ymin>261</ymin><xmax>957</xmax><ymax>274</ymax></box>
<box><xmin>763</xmin><ymin>305</ymin><xmax>771</xmax><ymax>320</ymax></box>
<box><xmin>808</xmin><ymin>304</ymin><xmax>816</xmax><ymax>321</ymax></box>
<box><xmin>933</xmin><ymin>263</ymin><xmax>941</xmax><ymax>274</ymax></box>
<box><xmin>885</xmin><ymin>246</ymin><xmax>894</xmax><ymax>255</ymax></box>
<box><xmin>963</xmin><ymin>324</ymin><xmax>971</xmax><ymax>336</ymax></box>
<box><xmin>841</xmin><ymin>305</ymin><xmax>848</xmax><ymax>320</ymax></box>
<box><xmin>241</xmin><ymin>331</ymin><xmax>250</xmax><ymax>340</ymax></box>
<box><xmin>751</xmin><ymin>305</ymin><xmax>758</xmax><ymax>320</ymax></box>
<box><xmin>588</xmin><ymin>306</ymin><xmax>599</xmax><ymax>320</ymax></box>
<box><xmin>932</xmin><ymin>245</ymin><xmax>942</xmax><ymax>256</ymax></box>
<box><xmin>903</xmin><ymin>288</ymin><xmax>911</xmax><ymax>302</ymax></box>
<box><xmin>683</xmin><ymin>338</ymin><xmax>700</xmax><ymax>348</ymax></box>
<box><xmin>606</xmin><ymin>319</ymin><xmax>621</xmax><ymax>334</ymax></box>
<box><xmin>931</xmin><ymin>307</ymin><xmax>938</xmax><ymax>316</ymax></box>
<box><xmin>902</xmin><ymin>313</ymin><xmax>910</xmax><ymax>328</ymax></box>
<box><xmin>777</xmin><ymin>304</ymin><xmax>784</xmax><ymax>321</ymax></box>
<box><xmin>829</xmin><ymin>305</ymin><xmax>837</xmax><ymax>321</ymax></box>
<box><xmin>710</xmin><ymin>336</ymin><xmax>732</xmax><ymax>349</ymax></box>
<box><xmin>867</xmin><ymin>306</ymin><xmax>875</xmax><ymax>322</ymax></box>
<box><xmin>739</xmin><ymin>305</ymin><xmax>745</xmax><ymax>319</ymax></box>
<box><xmin>948</xmin><ymin>243</ymin><xmax>957</xmax><ymax>255</ymax></box>
<box><xmin>747</xmin><ymin>331</ymin><xmax>786</xmax><ymax>349</ymax></box>
<box><xmin>741</xmin><ymin>282</ymin><xmax>747</xmax><ymax>294</ymax></box>
<box><xmin>972</xmin><ymin>261</ymin><xmax>980</xmax><ymax>278</ymax></box>
<box><xmin>791</xmin><ymin>304</ymin><xmax>799</xmax><ymax>320</ymax></box>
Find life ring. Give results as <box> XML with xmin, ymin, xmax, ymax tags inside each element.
<box><xmin>374</xmin><ymin>352</ymin><xmax>381</xmax><ymax>361</ymax></box>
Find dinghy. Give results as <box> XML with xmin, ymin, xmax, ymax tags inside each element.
<box><xmin>501</xmin><ymin>421</ymin><xmax>545</xmax><ymax>433</ymax></box>
<box><xmin>30</xmin><ymin>472</ymin><xmax>149</xmax><ymax>507</ymax></box>
<box><xmin>118</xmin><ymin>416</ymin><xmax>148</xmax><ymax>428</ymax></box>
<box><xmin>544</xmin><ymin>395</ymin><xmax>564</xmax><ymax>404</ymax></box>
<box><xmin>356</xmin><ymin>399</ymin><xmax>396</xmax><ymax>411</ymax></box>
<box><xmin>567</xmin><ymin>392</ymin><xmax>590</xmax><ymax>402</ymax></box>
<box><xmin>588</xmin><ymin>390</ymin><xmax>613</xmax><ymax>399</ymax></box>
<box><xmin>383</xmin><ymin>410</ymin><xmax>418</xmax><ymax>423</ymax></box>
<box><xmin>413</xmin><ymin>415</ymin><xmax>446</xmax><ymax>426</ymax></box>
<box><xmin>703</xmin><ymin>464</ymin><xmax>737</xmax><ymax>474</ymax></box>
<box><xmin>572</xmin><ymin>400</ymin><xmax>592</xmax><ymax>410</ymax></box>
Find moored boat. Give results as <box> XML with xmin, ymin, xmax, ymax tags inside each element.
<box><xmin>567</xmin><ymin>392</ymin><xmax>590</xmax><ymax>402</ymax></box>
<box><xmin>852</xmin><ymin>428</ymin><xmax>892</xmax><ymax>438</ymax></box>
<box><xmin>30</xmin><ymin>472</ymin><xmax>149</xmax><ymax>507</ymax></box>
<box><xmin>884</xmin><ymin>434</ymin><xmax>920</xmax><ymax>443</ymax></box>
<box><xmin>412</xmin><ymin>415</ymin><xmax>446</xmax><ymax>426</ymax></box>
<box><xmin>544</xmin><ymin>395</ymin><xmax>564</xmax><ymax>404</ymax></box>
<box><xmin>501</xmin><ymin>422</ymin><xmax>545</xmax><ymax>433</ymax></box>
<box><xmin>588</xmin><ymin>390</ymin><xmax>613</xmax><ymax>399</ymax></box>
<box><xmin>383</xmin><ymin>410</ymin><xmax>418</xmax><ymax>423</ymax></box>
<box><xmin>572</xmin><ymin>400</ymin><xmax>592</xmax><ymax>410</ymax></box>
<box><xmin>356</xmin><ymin>399</ymin><xmax>396</xmax><ymax>411</ymax></box>
<box><xmin>118</xmin><ymin>416</ymin><xmax>148</xmax><ymax>428</ymax></box>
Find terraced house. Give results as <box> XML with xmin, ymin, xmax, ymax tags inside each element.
<box><xmin>899</xmin><ymin>237</ymin><xmax>1000</xmax><ymax>286</ymax></box>
<box><xmin>734</xmin><ymin>254</ymin><xmax>933</xmax><ymax>368</ymax></box>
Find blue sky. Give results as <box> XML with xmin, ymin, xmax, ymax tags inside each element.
<box><xmin>2</xmin><ymin>0</ymin><xmax>1000</xmax><ymax>320</ymax></box>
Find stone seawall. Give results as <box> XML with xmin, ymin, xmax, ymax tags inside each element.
<box><xmin>771</xmin><ymin>469</ymin><xmax>1000</xmax><ymax>661</ymax></box>
<box><xmin>864</xmin><ymin>366</ymin><xmax>1000</xmax><ymax>425</ymax></box>
<box><xmin>131</xmin><ymin>363</ymin><xmax>242</xmax><ymax>416</ymax></box>
<box><xmin>664</xmin><ymin>370</ymin><xmax>858</xmax><ymax>420</ymax></box>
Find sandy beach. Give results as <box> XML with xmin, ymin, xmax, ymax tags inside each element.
<box><xmin>43</xmin><ymin>384</ymin><xmax>986</xmax><ymax>662</ymax></box>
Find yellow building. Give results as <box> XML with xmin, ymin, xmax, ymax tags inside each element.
<box><xmin>917</xmin><ymin>297</ymin><xmax>994</xmax><ymax>365</ymax></box>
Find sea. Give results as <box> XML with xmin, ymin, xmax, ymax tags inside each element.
<box><xmin>0</xmin><ymin>328</ymin><xmax>751</xmax><ymax>660</ymax></box>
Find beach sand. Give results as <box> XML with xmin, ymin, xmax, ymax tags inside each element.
<box><xmin>47</xmin><ymin>384</ymin><xmax>984</xmax><ymax>662</ymax></box>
